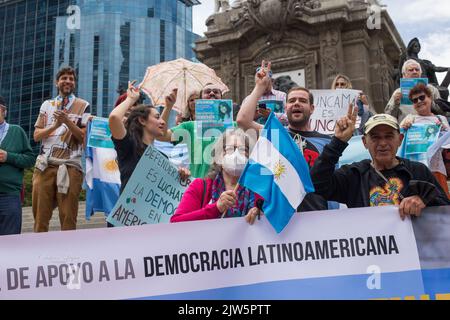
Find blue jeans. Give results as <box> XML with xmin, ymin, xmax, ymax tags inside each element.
<box><xmin>0</xmin><ymin>194</ymin><xmax>22</xmax><ymax>236</ymax></box>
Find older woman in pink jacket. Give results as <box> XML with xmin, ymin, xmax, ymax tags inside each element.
<box><xmin>171</xmin><ymin>129</ymin><xmax>263</xmax><ymax>225</ymax></box>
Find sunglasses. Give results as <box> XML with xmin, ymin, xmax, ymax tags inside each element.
<box><xmin>412</xmin><ymin>95</ymin><xmax>426</xmax><ymax>104</ymax></box>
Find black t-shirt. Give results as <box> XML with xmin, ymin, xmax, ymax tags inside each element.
<box><xmin>112</xmin><ymin>133</ymin><xmax>147</xmax><ymax>193</ymax></box>
<box><xmin>287</xmin><ymin>129</ymin><xmax>331</xmax><ymax>168</ymax></box>
<box><xmin>286</xmin><ymin>128</ymin><xmax>332</xmax><ymax>212</ymax></box>
<box><xmin>368</xmin><ymin>166</ymin><xmax>409</xmax><ymax>207</ymax></box>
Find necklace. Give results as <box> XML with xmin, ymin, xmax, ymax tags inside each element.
<box><xmin>291</xmin><ymin>133</ymin><xmax>306</xmax><ymax>155</ymax></box>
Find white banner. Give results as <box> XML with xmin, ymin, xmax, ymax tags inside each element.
<box><xmin>0</xmin><ymin>206</ymin><xmax>422</xmax><ymax>300</ymax></box>
<box><xmin>310</xmin><ymin>89</ymin><xmax>361</xmax><ymax>135</ymax></box>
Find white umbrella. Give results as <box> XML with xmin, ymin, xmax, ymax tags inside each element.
<box><xmin>140</xmin><ymin>58</ymin><xmax>229</xmax><ymax>113</ymax></box>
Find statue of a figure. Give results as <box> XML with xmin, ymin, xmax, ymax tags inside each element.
<box><xmin>215</xmin><ymin>0</ymin><xmax>231</xmax><ymax>13</ymax></box>
<box><xmin>399</xmin><ymin>38</ymin><xmax>450</xmax><ymax>99</ymax></box>
<box><xmin>273</xmin><ymin>75</ymin><xmax>299</xmax><ymax>94</ymax></box>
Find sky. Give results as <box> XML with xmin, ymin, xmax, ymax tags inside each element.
<box><xmin>192</xmin><ymin>0</ymin><xmax>450</xmax><ymax>84</ymax></box>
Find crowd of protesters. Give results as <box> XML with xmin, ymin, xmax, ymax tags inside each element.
<box><xmin>1</xmin><ymin>58</ymin><xmax>450</xmax><ymax>236</ymax></box>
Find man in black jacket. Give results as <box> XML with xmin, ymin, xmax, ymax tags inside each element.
<box><xmin>311</xmin><ymin>107</ymin><xmax>450</xmax><ymax>220</ymax></box>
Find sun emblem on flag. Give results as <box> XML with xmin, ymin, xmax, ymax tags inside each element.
<box><xmin>104</xmin><ymin>159</ymin><xmax>119</xmax><ymax>172</ymax></box>
<box><xmin>273</xmin><ymin>161</ymin><xmax>286</xmax><ymax>181</ymax></box>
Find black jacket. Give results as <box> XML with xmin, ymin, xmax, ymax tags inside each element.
<box><xmin>310</xmin><ymin>137</ymin><xmax>450</xmax><ymax>208</ymax></box>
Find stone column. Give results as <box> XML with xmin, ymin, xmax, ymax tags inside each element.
<box><xmin>220</xmin><ymin>48</ymin><xmax>240</xmax><ymax>102</ymax></box>
<box><xmin>369</xmin><ymin>33</ymin><xmax>392</xmax><ymax>113</ymax></box>
<box><xmin>341</xmin><ymin>29</ymin><xmax>371</xmax><ymax>96</ymax></box>
<box><xmin>319</xmin><ymin>28</ymin><xmax>344</xmax><ymax>89</ymax></box>
<box><xmin>304</xmin><ymin>51</ymin><xmax>319</xmax><ymax>89</ymax></box>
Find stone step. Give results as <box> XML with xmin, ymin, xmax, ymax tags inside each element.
<box><xmin>21</xmin><ymin>202</ymin><xmax>108</xmax><ymax>233</ymax></box>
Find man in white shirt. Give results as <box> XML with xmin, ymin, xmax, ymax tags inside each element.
<box><xmin>33</xmin><ymin>67</ymin><xmax>90</xmax><ymax>232</ymax></box>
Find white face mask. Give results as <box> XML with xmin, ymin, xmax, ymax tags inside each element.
<box><xmin>222</xmin><ymin>149</ymin><xmax>248</xmax><ymax>177</ymax></box>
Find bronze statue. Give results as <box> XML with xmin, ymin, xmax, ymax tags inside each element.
<box><xmin>273</xmin><ymin>75</ymin><xmax>298</xmax><ymax>94</ymax></box>
<box><xmin>399</xmin><ymin>38</ymin><xmax>450</xmax><ymax>100</ymax></box>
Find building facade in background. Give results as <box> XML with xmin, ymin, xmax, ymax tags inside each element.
<box><xmin>0</xmin><ymin>0</ymin><xmax>200</xmax><ymax>151</ymax></box>
<box><xmin>196</xmin><ymin>0</ymin><xmax>404</xmax><ymax>114</ymax></box>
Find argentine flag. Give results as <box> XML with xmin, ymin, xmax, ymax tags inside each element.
<box><xmin>239</xmin><ymin>113</ymin><xmax>314</xmax><ymax>233</ymax></box>
<box><xmin>85</xmin><ymin>121</ymin><xmax>121</xmax><ymax>219</ymax></box>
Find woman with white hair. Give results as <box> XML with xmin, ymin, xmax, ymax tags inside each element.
<box><xmin>171</xmin><ymin>128</ymin><xmax>262</xmax><ymax>225</ymax></box>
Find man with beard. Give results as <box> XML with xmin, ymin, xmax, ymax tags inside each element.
<box><xmin>33</xmin><ymin>67</ymin><xmax>90</xmax><ymax>232</ymax></box>
<box><xmin>237</xmin><ymin>61</ymin><xmax>336</xmax><ymax>211</ymax></box>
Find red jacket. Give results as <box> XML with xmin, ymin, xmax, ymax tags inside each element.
<box><xmin>171</xmin><ymin>178</ymin><xmax>262</xmax><ymax>223</ymax></box>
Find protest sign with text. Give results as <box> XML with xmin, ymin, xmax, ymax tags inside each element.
<box><xmin>195</xmin><ymin>99</ymin><xmax>233</xmax><ymax>138</ymax></box>
<box><xmin>399</xmin><ymin>78</ymin><xmax>429</xmax><ymax>115</ymax></box>
<box><xmin>1</xmin><ymin>206</ymin><xmax>440</xmax><ymax>300</ymax></box>
<box><xmin>309</xmin><ymin>89</ymin><xmax>361</xmax><ymax>135</ymax></box>
<box><xmin>107</xmin><ymin>145</ymin><xmax>191</xmax><ymax>226</ymax></box>
<box><xmin>87</xmin><ymin>117</ymin><xmax>115</xmax><ymax>149</ymax></box>
<box><xmin>399</xmin><ymin>123</ymin><xmax>441</xmax><ymax>165</ymax></box>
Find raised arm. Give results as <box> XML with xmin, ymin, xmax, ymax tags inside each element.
<box><xmin>310</xmin><ymin>104</ymin><xmax>358</xmax><ymax>202</ymax></box>
<box><xmin>109</xmin><ymin>81</ymin><xmax>140</xmax><ymax>140</ymax></box>
<box><xmin>159</xmin><ymin>88</ymin><xmax>178</xmax><ymax>142</ymax></box>
<box><xmin>236</xmin><ymin>60</ymin><xmax>272</xmax><ymax>133</ymax></box>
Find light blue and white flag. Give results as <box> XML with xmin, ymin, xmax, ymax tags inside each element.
<box><xmin>239</xmin><ymin>113</ymin><xmax>314</xmax><ymax>233</ymax></box>
<box><xmin>339</xmin><ymin>135</ymin><xmax>370</xmax><ymax>167</ymax></box>
<box><xmin>85</xmin><ymin>121</ymin><xmax>121</xmax><ymax>219</ymax></box>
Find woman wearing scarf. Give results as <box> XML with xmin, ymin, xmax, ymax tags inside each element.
<box><xmin>171</xmin><ymin>129</ymin><xmax>262</xmax><ymax>225</ymax></box>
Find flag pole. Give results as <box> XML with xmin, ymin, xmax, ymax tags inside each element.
<box><xmin>221</xmin><ymin>183</ymin><xmax>240</xmax><ymax>219</ymax></box>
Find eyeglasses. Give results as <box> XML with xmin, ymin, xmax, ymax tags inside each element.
<box><xmin>224</xmin><ymin>145</ymin><xmax>247</xmax><ymax>154</ymax></box>
<box><xmin>407</xmin><ymin>68</ymin><xmax>421</xmax><ymax>72</ymax></box>
<box><xmin>203</xmin><ymin>89</ymin><xmax>221</xmax><ymax>95</ymax></box>
<box><xmin>412</xmin><ymin>95</ymin><xmax>426</xmax><ymax>104</ymax></box>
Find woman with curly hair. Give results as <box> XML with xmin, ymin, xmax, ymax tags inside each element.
<box><xmin>217</xmin><ymin>101</ymin><xmax>232</xmax><ymax>123</ymax></box>
<box><xmin>109</xmin><ymin>81</ymin><xmax>189</xmax><ymax>193</ymax></box>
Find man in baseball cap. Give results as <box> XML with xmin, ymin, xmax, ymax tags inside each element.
<box><xmin>310</xmin><ymin>106</ymin><xmax>450</xmax><ymax>220</ymax></box>
<box><xmin>363</xmin><ymin>113</ymin><xmax>400</xmax><ymax>135</ymax></box>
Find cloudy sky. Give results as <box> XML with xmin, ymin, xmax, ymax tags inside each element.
<box><xmin>192</xmin><ymin>0</ymin><xmax>450</xmax><ymax>83</ymax></box>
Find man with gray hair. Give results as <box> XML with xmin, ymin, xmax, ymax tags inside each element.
<box><xmin>385</xmin><ymin>59</ymin><xmax>441</xmax><ymax>122</ymax></box>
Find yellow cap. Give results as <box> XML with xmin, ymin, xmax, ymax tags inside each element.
<box><xmin>364</xmin><ymin>114</ymin><xmax>399</xmax><ymax>134</ymax></box>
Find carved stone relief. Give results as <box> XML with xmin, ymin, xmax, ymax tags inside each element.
<box><xmin>221</xmin><ymin>50</ymin><xmax>240</xmax><ymax>100</ymax></box>
<box><xmin>320</xmin><ymin>30</ymin><xmax>341</xmax><ymax>83</ymax></box>
<box><xmin>232</xmin><ymin>0</ymin><xmax>322</xmax><ymax>43</ymax></box>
